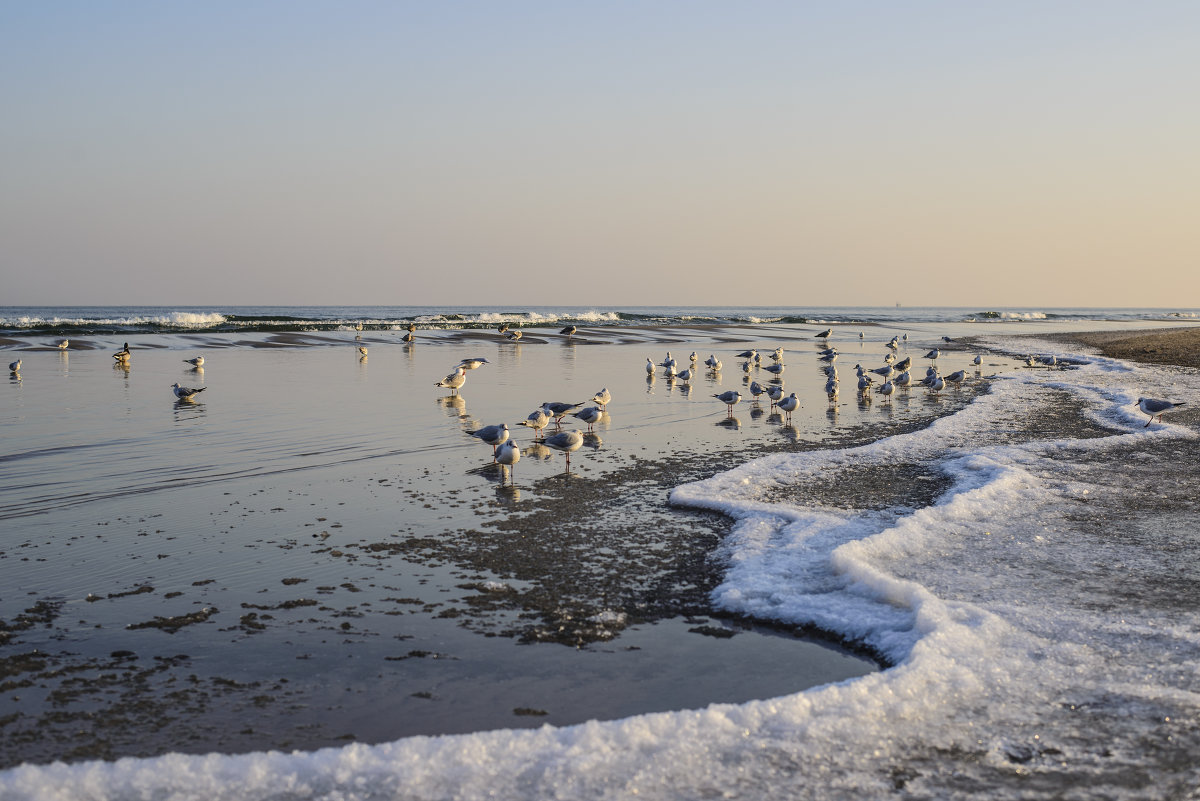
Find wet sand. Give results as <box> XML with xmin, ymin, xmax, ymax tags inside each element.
<box><xmin>1040</xmin><ymin>326</ymin><xmax>1200</xmax><ymax>369</ymax></box>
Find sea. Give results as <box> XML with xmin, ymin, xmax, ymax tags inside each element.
<box><xmin>2</xmin><ymin>306</ymin><xmax>1198</xmax><ymax>800</ymax></box>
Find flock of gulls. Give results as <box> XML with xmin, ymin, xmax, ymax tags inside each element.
<box><xmin>639</xmin><ymin>331</ymin><xmax>988</xmax><ymax>423</ymax></box>
<box><xmin>5</xmin><ymin>325</ymin><xmax>1188</xmax><ymax>469</ymax></box>
<box><xmin>433</xmin><ymin>348</ymin><xmax>611</xmax><ymax>482</ymax></box>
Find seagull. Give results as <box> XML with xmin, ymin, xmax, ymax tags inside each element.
<box><xmin>402</xmin><ymin>331</ymin><xmax>415</xmax><ymax>343</ymax></box>
<box><xmin>857</xmin><ymin>375</ymin><xmax>874</xmax><ymax>395</ymax></box>
<box><xmin>1041</xmin><ymin>355</ymin><xmax>1058</xmax><ymax>367</ymax></box>
<box><xmin>505</xmin><ymin>330</ymin><xmax>522</xmax><ymax>342</ymax></box>
<box><xmin>713</xmin><ymin>390</ymin><xmax>741</xmax><ymax>416</ymax></box>
<box><xmin>924</xmin><ymin>348</ymin><xmax>940</xmax><ymax>361</ymax></box>
<box><xmin>9</xmin><ymin>359</ymin><xmax>21</xmax><ymax>372</ymax></box>
<box><xmin>592</xmin><ymin>388</ymin><xmax>611</xmax><ymax>409</ymax></box>
<box><xmin>407</xmin><ymin>322</ymin><xmax>417</xmax><ymax>333</ymax></box>
<box><xmin>466</xmin><ymin>423</ymin><xmax>510</xmax><ymax>461</ymax></box>
<box><xmin>825</xmin><ymin>376</ymin><xmax>840</xmax><ymax>395</ymax></box>
<box><xmin>171</xmin><ymin>382</ymin><xmax>206</xmax><ymax>401</ymax></box>
<box><xmin>435</xmin><ymin>367</ymin><xmax>467</xmax><ymax>394</ymax></box>
<box><xmin>764</xmin><ymin>362</ymin><xmax>785</xmax><ymax>377</ymax></box>
<box><xmin>887</xmin><ymin>337</ymin><xmax>900</xmax><ymax>351</ymax></box>
<box><xmin>748</xmin><ymin>380</ymin><xmax>765</xmax><ymax>403</ymax></box>
<box><xmin>357</xmin><ymin>346</ymin><xmax>368</xmax><ymax>357</ymax></box>
<box><xmin>704</xmin><ymin>354</ymin><xmax>721</xmax><ymax>370</ymax></box>
<box><xmin>1138</xmin><ymin>397</ymin><xmax>1185</xmax><ymax>427</ymax></box>
<box><xmin>770</xmin><ymin>347</ymin><xmax>784</xmax><ymax>362</ymax></box>
<box><xmin>676</xmin><ymin>368</ymin><xmax>694</xmax><ymax>383</ymax></box>
<box><xmin>183</xmin><ymin>356</ymin><xmax>205</xmax><ymax>368</ymax></box>
<box><xmin>497</xmin><ymin>323</ymin><xmax>510</xmax><ymax>334</ymax></box>
<box><xmin>496</xmin><ymin>440</ymin><xmax>520</xmax><ymax>482</ymax></box>
<box><xmin>560</xmin><ymin>325</ymin><xmax>577</xmax><ymax>336</ymax></box>
<box><xmin>541</xmin><ymin>401</ymin><xmax>584</xmax><ymax>429</ymax></box>
<box><xmin>543</xmin><ymin>429</ymin><xmax>584</xmax><ymax>470</ymax></box>
<box><xmin>895</xmin><ymin>371</ymin><xmax>912</xmax><ymax>389</ymax></box>
<box><xmin>355</xmin><ymin>321</ymin><xmax>364</xmax><ymax>332</ymax></box>
<box><xmin>819</xmin><ymin>352</ymin><xmax>838</xmax><ymax>364</ymax></box>
<box><xmin>815</xmin><ymin>328</ymin><xmax>833</xmax><ymax>339</ymax></box>
<box><xmin>736</xmin><ymin>349</ymin><xmax>758</xmax><ymax>360</ymax></box>
<box><xmin>113</xmin><ymin>342</ymin><xmax>131</xmax><ymax>362</ymax></box>
<box><xmin>766</xmin><ymin>384</ymin><xmax>786</xmax><ymax>409</ymax></box>
<box><xmin>57</xmin><ymin>339</ymin><xmax>69</xmax><ymax>350</ymax></box>
<box><xmin>944</xmin><ymin>370</ymin><xmax>966</xmax><ymax>388</ymax></box>
<box><xmin>518</xmin><ymin>408</ymin><xmax>551</xmax><ymax>439</ymax></box>
<box><xmin>458</xmin><ymin>357</ymin><xmax>490</xmax><ymax>370</ymax></box>
<box><xmin>973</xmin><ymin>354</ymin><xmax>983</xmax><ymax>366</ymax></box>
<box><xmin>879</xmin><ymin>380</ymin><xmax>895</xmax><ymax>400</ymax></box>
<box><xmin>942</xmin><ymin>336</ymin><xmax>954</xmax><ymax>343</ymax></box>
<box><xmin>929</xmin><ymin>375</ymin><xmax>946</xmax><ymax>393</ymax></box>
<box><xmin>646</xmin><ymin>358</ymin><xmax>656</xmax><ymax>375</ymax></box>
<box><xmin>777</xmin><ymin>392</ymin><xmax>799</xmax><ymax>423</ymax></box>
<box><xmin>741</xmin><ymin>360</ymin><xmax>752</xmax><ymax>373</ymax></box>
<box><xmin>689</xmin><ymin>352</ymin><xmax>699</xmax><ymax>363</ymax></box>
<box><xmin>664</xmin><ymin>361</ymin><xmax>677</xmax><ymax>378</ymax></box>
<box><xmin>894</xmin><ymin>356</ymin><xmax>912</xmax><ymax>372</ymax></box>
<box><xmin>661</xmin><ymin>352</ymin><xmax>676</xmax><ymax>368</ymax></box>
<box><xmin>571</xmin><ymin>406</ymin><xmax>603</xmax><ymax>432</ymax></box>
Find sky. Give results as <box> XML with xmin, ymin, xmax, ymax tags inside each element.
<box><xmin>2</xmin><ymin>1</ymin><xmax>1198</xmax><ymax>308</ymax></box>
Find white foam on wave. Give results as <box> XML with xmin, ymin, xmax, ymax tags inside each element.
<box><xmin>2</xmin><ymin>312</ymin><xmax>228</xmax><ymax>329</ymax></box>
<box><xmin>5</xmin><ymin>343</ymin><xmax>1199</xmax><ymax>800</ymax></box>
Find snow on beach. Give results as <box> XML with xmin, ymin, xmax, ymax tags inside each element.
<box><xmin>5</xmin><ymin>338</ymin><xmax>1199</xmax><ymax>799</ymax></box>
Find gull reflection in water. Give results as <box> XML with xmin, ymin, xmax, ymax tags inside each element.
<box><xmin>437</xmin><ymin>394</ymin><xmax>467</xmax><ymax>418</ymax></box>
<box><xmin>717</xmin><ymin>416</ymin><xmax>741</xmax><ymax>430</ymax></box>
<box><xmin>523</xmin><ymin>443</ymin><xmax>554</xmax><ymax>462</ymax></box>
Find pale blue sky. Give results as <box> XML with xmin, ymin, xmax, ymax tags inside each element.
<box><xmin>2</xmin><ymin>2</ymin><xmax>1197</xmax><ymax>306</ymax></box>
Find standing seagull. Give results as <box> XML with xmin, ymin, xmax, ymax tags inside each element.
<box><xmin>766</xmin><ymin>384</ymin><xmax>786</xmax><ymax>409</ymax></box>
<box><xmin>357</xmin><ymin>346</ymin><xmax>368</xmax><ymax>357</ymax></box>
<box><xmin>466</xmin><ymin>423</ymin><xmax>510</xmax><ymax>461</ymax></box>
<box><xmin>560</xmin><ymin>325</ymin><xmax>577</xmax><ymax>337</ymax></box>
<box><xmin>924</xmin><ymin>348</ymin><xmax>940</xmax><ymax>361</ymax></box>
<box><xmin>183</xmin><ymin>356</ymin><xmax>205</xmax><ymax>368</ymax></box>
<box><xmin>815</xmin><ymin>328</ymin><xmax>833</xmax><ymax>339</ymax></box>
<box><xmin>1138</xmin><ymin>398</ymin><xmax>1185</xmax><ymax>427</ymax></box>
<box><xmin>57</xmin><ymin>339</ymin><xmax>69</xmax><ymax>350</ymax></box>
<box><xmin>571</xmin><ymin>406</ymin><xmax>604</xmax><ymax>432</ymax></box>
<box><xmin>9</xmin><ymin>359</ymin><xmax>21</xmax><ymax>373</ymax></box>
<box><xmin>496</xmin><ymin>440</ymin><xmax>520</xmax><ymax>484</ymax></box>
<box><xmin>777</xmin><ymin>392</ymin><xmax>799</xmax><ymax>423</ymax></box>
<box><xmin>543</xmin><ymin>429</ymin><xmax>584</xmax><ymax>471</ymax></box>
<box><xmin>506</xmin><ymin>330</ymin><xmax>523</xmax><ymax>342</ymax></box>
<box><xmin>541</xmin><ymin>401</ymin><xmax>584</xmax><ymax>429</ymax></box>
<box><xmin>435</xmin><ymin>367</ymin><xmax>467</xmax><ymax>394</ymax></box>
<box><xmin>712</xmin><ymin>390</ymin><xmax>741</xmax><ymax>417</ymax></box>
<box><xmin>592</xmin><ymin>387</ymin><xmax>611</xmax><ymax>410</ymax></box>
<box><xmin>171</xmin><ymin>382</ymin><xmax>206</xmax><ymax>401</ymax></box>
<box><xmin>402</xmin><ymin>331</ymin><xmax>415</xmax><ymax>343</ymax></box>
<box><xmin>645</xmin><ymin>357</ymin><xmax>656</xmax><ymax>375</ymax></box>
<box><xmin>518</xmin><ymin>408</ymin><xmax>551</xmax><ymax>439</ymax></box>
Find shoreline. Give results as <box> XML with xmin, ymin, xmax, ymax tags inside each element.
<box><xmin>1038</xmin><ymin>325</ymin><xmax>1200</xmax><ymax>369</ymax></box>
